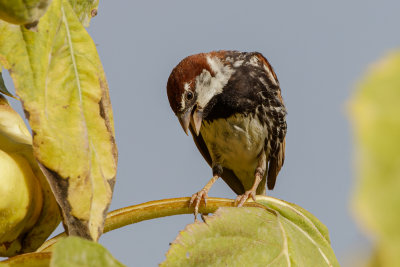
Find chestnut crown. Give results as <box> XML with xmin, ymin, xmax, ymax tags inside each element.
<box><xmin>166</xmin><ymin>51</ymin><xmax>231</xmax><ymax>115</ymax></box>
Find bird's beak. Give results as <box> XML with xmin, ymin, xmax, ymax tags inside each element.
<box><xmin>178</xmin><ymin>109</ymin><xmax>191</xmax><ymax>136</ymax></box>
<box><xmin>178</xmin><ymin>106</ymin><xmax>204</xmax><ymax>136</ymax></box>
<box><xmin>190</xmin><ymin>107</ymin><xmax>203</xmax><ymax>136</ymax></box>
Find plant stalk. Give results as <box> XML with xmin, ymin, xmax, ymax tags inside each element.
<box><xmin>36</xmin><ymin>197</ymin><xmax>263</xmax><ymax>253</ymax></box>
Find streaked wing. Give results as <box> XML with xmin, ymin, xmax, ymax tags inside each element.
<box><xmin>255</xmin><ymin>52</ymin><xmax>287</xmax><ymax>191</ymax></box>
<box><xmin>267</xmin><ymin>138</ymin><xmax>286</xmax><ymax>190</ymax></box>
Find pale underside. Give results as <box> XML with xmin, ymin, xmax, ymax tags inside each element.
<box><xmin>200</xmin><ymin>113</ymin><xmax>268</xmax><ymax>191</ymax></box>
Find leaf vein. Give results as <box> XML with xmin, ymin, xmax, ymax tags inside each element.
<box><xmin>281</xmin><ymin>216</ymin><xmax>332</xmax><ymax>266</ymax></box>
<box><xmin>264</xmin><ymin>197</ymin><xmax>330</xmax><ymax>245</ymax></box>
<box><xmin>275</xmin><ymin>214</ymin><xmax>291</xmax><ymax>267</ymax></box>
<box><xmin>61</xmin><ymin>4</ymin><xmax>82</xmax><ymax>103</ymax></box>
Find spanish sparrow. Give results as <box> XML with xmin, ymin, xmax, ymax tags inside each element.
<box><xmin>167</xmin><ymin>51</ymin><xmax>287</xmax><ymax>217</ymax></box>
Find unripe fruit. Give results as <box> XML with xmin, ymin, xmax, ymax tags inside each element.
<box><xmin>0</xmin><ymin>95</ymin><xmax>60</xmax><ymax>256</ymax></box>
<box><xmin>0</xmin><ymin>150</ymin><xmax>43</xmax><ymax>256</ymax></box>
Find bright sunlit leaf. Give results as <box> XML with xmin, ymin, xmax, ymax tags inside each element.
<box><xmin>0</xmin><ymin>0</ymin><xmax>117</xmax><ymax>241</ymax></box>
<box><xmin>162</xmin><ymin>196</ymin><xmax>339</xmax><ymax>266</ymax></box>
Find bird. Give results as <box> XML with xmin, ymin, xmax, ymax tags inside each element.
<box><xmin>166</xmin><ymin>51</ymin><xmax>287</xmax><ymax>218</ymax></box>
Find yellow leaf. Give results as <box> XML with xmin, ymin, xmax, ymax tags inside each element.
<box><xmin>0</xmin><ymin>0</ymin><xmax>117</xmax><ymax>241</ymax></box>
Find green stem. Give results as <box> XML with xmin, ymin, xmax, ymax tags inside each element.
<box><xmin>36</xmin><ymin>197</ymin><xmax>263</xmax><ymax>252</ymax></box>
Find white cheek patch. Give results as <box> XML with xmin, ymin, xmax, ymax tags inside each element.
<box><xmin>195</xmin><ymin>56</ymin><xmax>234</xmax><ymax>109</ymax></box>
<box><xmin>195</xmin><ymin>70</ymin><xmax>213</xmax><ymax>108</ymax></box>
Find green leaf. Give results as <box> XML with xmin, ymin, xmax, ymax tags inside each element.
<box><xmin>50</xmin><ymin>236</ymin><xmax>125</xmax><ymax>267</ymax></box>
<box><xmin>162</xmin><ymin>196</ymin><xmax>339</xmax><ymax>266</ymax></box>
<box><xmin>0</xmin><ymin>68</ymin><xmax>15</xmax><ymax>98</ymax></box>
<box><xmin>349</xmin><ymin>51</ymin><xmax>400</xmax><ymax>266</ymax></box>
<box><xmin>0</xmin><ymin>0</ymin><xmax>117</xmax><ymax>241</ymax></box>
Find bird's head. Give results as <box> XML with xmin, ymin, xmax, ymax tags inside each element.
<box><xmin>167</xmin><ymin>51</ymin><xmax>234</xmax><ymax>136</ymax></box>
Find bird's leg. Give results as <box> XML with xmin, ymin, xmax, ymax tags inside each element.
<box><xmin>190</xmin><ymin>175</ymin><xmax>218</xmax><ymax>220</ymax></box>
<box><xmin>190</xmin><ymin>165</ymin><xmax>222</xmax><ymax>220</ymax></box>
<box><xmin>235</xmin><ymin>151</ymin><xmax>267</xmax><ymax>207</ymax></box>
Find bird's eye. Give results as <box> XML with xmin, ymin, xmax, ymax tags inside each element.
<box><xmin>185</xmin><ymin>91</ymin><xmax>194</xmax><ymax>101</ymax></box>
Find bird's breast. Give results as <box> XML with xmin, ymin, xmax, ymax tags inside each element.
<box><xmin>200</xmin><ymin>114</ymin><xmax>267</xmax><ymax>186</ymax></box>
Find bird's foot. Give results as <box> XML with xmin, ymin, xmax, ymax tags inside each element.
<box><xmin>190</xmin><ymin>189</ymin><xmax>209</xmax><ymax>221</ymax></box>
<box><xmin>235</xmin><ymin>190</ymin><xmax>257</xmax><ymax>207</ymax></box>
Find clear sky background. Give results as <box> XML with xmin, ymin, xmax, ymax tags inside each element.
<box><xmin>4</xmin><ymin>0</ymin><xmax>400</xmax><ymax>266</ymax></box>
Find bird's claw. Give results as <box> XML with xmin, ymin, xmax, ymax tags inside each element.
<box><xmin>190</xmin><ymin>189</ymin><xmax>208</xmax><ymax>220</ymax></box>
<box><xmin>235</xmin><ymin>190</ymin><xmax>257</xmax><ymax>207</ymax></box>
